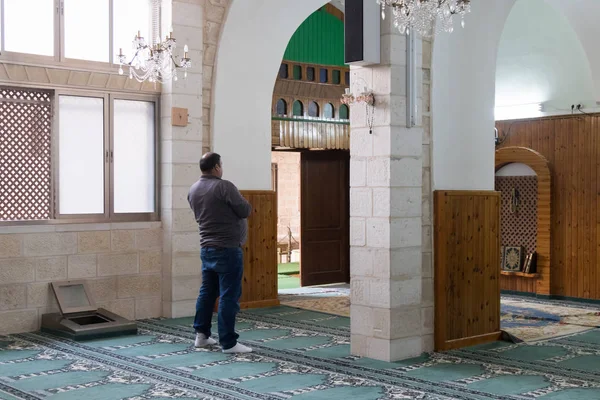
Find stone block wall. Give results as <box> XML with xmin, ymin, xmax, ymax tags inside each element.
<box><xmin>0</xmin><ymin>223</ymin><xmax>162</xmax><ymax>334</ymax></box>
<box><xmin>271</xmin><ymin>152</ymin><xmax>301</xmax><ymax>244</ymax></box>
<box><xmin>421</xmin><ymin>36</ymin><xmax>434</xmax><ymax>348</ymax></box>
<box><xmin>161</xmin><ymin>0</ymin><xmax>205</xmax><ymax>318</ymax></box>
<box><xmin>348</xmin><ymin>22</ymin><xmax>434</xmax><ymax>361</ymax></box>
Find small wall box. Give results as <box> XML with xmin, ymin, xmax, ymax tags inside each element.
<box><xmin>41</xmin><ymin>280</ymin><xmax>137</xmax><ymax>341</ymax></box>
<box><xmin>172</xmin><ymin>107</ymin><xmax>188</xmax><ymax>127</ymax></box>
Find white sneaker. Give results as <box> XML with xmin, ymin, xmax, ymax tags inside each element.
<box><xmin>222</xmin><ymin>343</ymin><xmax>252</xmax><ymax>353</ymax></box>
<box><xmin>195</xmin><ymin>333</ymin><xmax>217</xmax><ymax>348</ymax></box>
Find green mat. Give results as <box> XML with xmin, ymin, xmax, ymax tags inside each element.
<box><xmin>3</xmin><ymin>306</ymin><xmax>600</xmax><ymax>399</ymax></box>
<box><xmin>278</xmin><ymin>274</ymin><xmax>301</xmax><ymax>289</ymax></box>
<box><xmin>278</xmin><ymin>262</ymin><xmax>300</xmax><ymax>275</ymax></box>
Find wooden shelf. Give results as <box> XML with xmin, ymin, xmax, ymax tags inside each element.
<box><xmin>501</xmin><ymin>271</ymin><xmax>540</xmax><ymax>279</ymax></box>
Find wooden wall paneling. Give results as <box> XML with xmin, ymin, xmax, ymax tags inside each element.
<box><xmin>496</xmin><ymin>113</ymin><xmax>600</xmax><ymax>300</ymax></box>
<box><xmin>434</xmin><ymin>191</ymin><xmax>502</xmax><ymax>351</ymax></box>
<box><xmin>567</xmin><ymin>117</ymin><xmax>574</xmax><ymax>297</ymax></box>
<box><xmin>553</xmin><ymin>118</ymin><xmax>566</xmax><ymax>295</ymax></box>
<box><xmin>575</xmin><ymin>117</ymin><xmax>582</xmax><ymax>298</ymax></box>
<box><xmin>590</xmin><ymin>115</ymin><xmax>596</xmax><ymax>298</ymax></box>
<box><xmin>568</xmin><ymin>118</ymin><xmax>577</xmax><ymax>297</ymax></box>
<box><xmin>595</xmin><ymin>115</ymin><xmax>600</xmax><ymax>299</ymax></box>
<box><xmin>238</xmin><ymin>190</ymin><xmax>280</xmax><ymax>309</ymax></box>
<box><xmin>587</xmin><ymin>116</ymin><xmax>592</xmax><ymax>297</ymax></box>
<box><xmin>582</xmin><ymin>117</ymin><xmax>591</xmax><ymax>298</ymax></box>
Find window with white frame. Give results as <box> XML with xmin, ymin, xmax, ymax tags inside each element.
<box><xmin>0</xmin><ymin>0</ymin><xmax>152</xmax><ymax>65</ymax></box>
<box><xmin>0</xmin><ymin>86</ymin><xmax>159</xmax><ymax>224</ymax></box>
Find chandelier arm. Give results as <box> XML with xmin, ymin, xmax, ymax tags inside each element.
<box><xmin>124</xmin><ymin>47</ymin><xmax>146</xmax><ymax>67</ymax></box>
<box><xmin>170</xmin><ymin>54</ymin><xmax>182</xmax><ymax>69</ymax></box>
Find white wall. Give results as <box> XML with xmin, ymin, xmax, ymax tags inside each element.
<box><xmin>431</xmin><ymin>0</ymin><xmax>516</xmax><ymax>191</ymax></box>
<box><xmin>212</xmin><ymin>0</ymin><xmax>329</xmax><ymax>190</ymax></box>
<box><xmin>496</xmin><ymin>163</ymin><xmax>536</xmax><ymax>177</ymax></box>
<box><xmin>546</xmin><ymin>0</ymin><xmax>600</xmax><ymax>103</ymax></box>
<box><xmin>495</xmin><ymin>0</ymin><xmax>595</xmax><ymax>119</ymax></box>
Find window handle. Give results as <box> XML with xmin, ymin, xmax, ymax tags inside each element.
<box><xmin>110</xmin><ymin>151</ymin><xmax>113</xmax><ymax>163</ymax></box>
<box><xmin>105</xmin><ymin>151</ymin><xmax>109</xmax><ymax>163</ymax></box>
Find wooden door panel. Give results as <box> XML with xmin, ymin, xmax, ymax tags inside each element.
<box><xmin>434</xmin><ymin>190</ymin><xmax>502</xmax><ymax>351</ymax></box>
<box><xmin>301</xmin><ymin>150</ymin><xmax>349</xmax><ymax>286</ymax></box>
<box><xmin>302</xmin><ymin>239</ymin><xmax>343</xmax><ymax>283</ymax></box>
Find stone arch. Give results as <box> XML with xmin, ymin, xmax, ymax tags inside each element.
<box><xmin>203</xmin><ymin>0</ymin><xmax>232</xmax><ymax>155</ymax></box>
<box><xmin>211</xmin><ymin>0</ymin><xmax>330</xmax><ymax>189</ymax></box>
<box><xmin>432</xmin><ymin>0</ymin><xmax>517</xmax><ymax>190</ymax></box>
<box><xmin>495</xmin><ymin>146</ymin><xmax>551</xmax><ymax>295</ymax></box>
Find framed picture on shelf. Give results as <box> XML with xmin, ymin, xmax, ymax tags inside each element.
<box><xmin>503</xmin><ymin>246</ymin><xmax>524</xmax><ymax>272</ymax></box>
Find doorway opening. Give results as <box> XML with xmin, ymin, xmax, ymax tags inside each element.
<box><xmin>265</xmin><ymin>5</ymin><xmax>351</xmax><ymax>296</ymax></box>
<box><xmin>272</xmin><ymin>149</ymin><xmax>350</xmax><ymax>292</ymax></box>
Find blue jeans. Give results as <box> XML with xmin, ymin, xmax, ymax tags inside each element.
<box><xmin>193</xmin><ymin>247</ymin><xmax>243</xmax><ymax>350</ymax></box>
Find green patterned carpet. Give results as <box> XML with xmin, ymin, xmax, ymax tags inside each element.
<box><xmin>2</xmin><ymin>306</ymin><xmax>600</xmax><ymax>399</ymax></box>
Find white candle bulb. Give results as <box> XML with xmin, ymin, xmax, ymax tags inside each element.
<box><xmin>184</xmin><ymin>45</ymin><xmax>189</xmax><ymax>53</ymax></box>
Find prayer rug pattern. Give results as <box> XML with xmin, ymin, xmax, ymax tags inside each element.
<box><xmin>2</xmin><ymin>307</ymin><xmax>600</xmax><ymax>399</ymax></box>
<box><xmin>281</xmin><ymin>292</ymin><xmax>600</xmax><ymax>343</ymax></box>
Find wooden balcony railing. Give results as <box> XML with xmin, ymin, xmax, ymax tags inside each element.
<box><xmin>272</xmin><ymin>117</ymin><xmax>350</xmax><ymax>150</ymax></box>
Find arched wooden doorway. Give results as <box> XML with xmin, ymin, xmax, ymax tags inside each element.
<box><xmin>495</xmin><ymin>146</ymin><xmax>551</xmax><ymax>295</ymax></box>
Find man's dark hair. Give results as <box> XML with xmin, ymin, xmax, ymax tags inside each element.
<box><xmin>199</xmin><ymin>152</ymin><xmax>221</xmax><ymax>173</ymax></box>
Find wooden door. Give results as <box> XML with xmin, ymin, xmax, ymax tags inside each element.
<box><xmin>300</xmin><ymin>150</ymin><xmax>350</xmax><ymax>286</ymax></box>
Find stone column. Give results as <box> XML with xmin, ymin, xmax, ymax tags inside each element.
<box><xmin>349</xmin><ymin>19</ymin><xmax>433</xmax><ymax>362</ymax></box>
<box><xmin>161</xmin><ymin>0</ymin><xmax>205</xmax><ymax>318</ymax></box>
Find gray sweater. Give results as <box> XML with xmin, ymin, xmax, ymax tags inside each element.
<box><xmin>188</xmin><ymin>175</ymin><xmax>252</xmax><ymax>248</ymax></box>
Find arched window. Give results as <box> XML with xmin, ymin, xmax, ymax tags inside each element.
<box><xmin>292</xmin><ymin>100</ymin><xmax>304</xmax><ymax>116</ymax></box>
<box><xmin>324</xmin><ymin>103</ymin><xmax>334</xmax><ymax>119</ymax></box>
<box><xmin>276</xmin><ymin>99</ymin><xmax>287</xmax><ymax>116</ymax></box>
<box><xmin>308</xmin><ymin>101</ymin><xmax>320</xmax><ymax>117</ymax></box>
<box><xmin>339</xmin><ymin>104</ymin><xmax>349</xmax><ymax>120</ymax></box>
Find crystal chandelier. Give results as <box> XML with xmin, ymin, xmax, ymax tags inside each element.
<box><xmin>116</xmin><ymin>0</ymin><xmax>192</xmax><ymax>83</ymax></box>
<box><xmin>377</xmin><ymin>0</ymin><xmax>471</xmax><ymax>37</ymax></box>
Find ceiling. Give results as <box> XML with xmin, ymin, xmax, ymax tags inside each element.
<box><xmin>544</xmin><ymin>0</ymin><xmax>600</xmax><ymax>101</ymax></box>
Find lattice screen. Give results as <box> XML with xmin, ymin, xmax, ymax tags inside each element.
<box><xmin>496</xmin><ymin>176</ymin><xmax>538</xmax><ymax>254</ymax></box>
<box><xmin>0</xmin><ymin>87</ymin><xmax>53</xmax><ymax>221</ymax></box>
